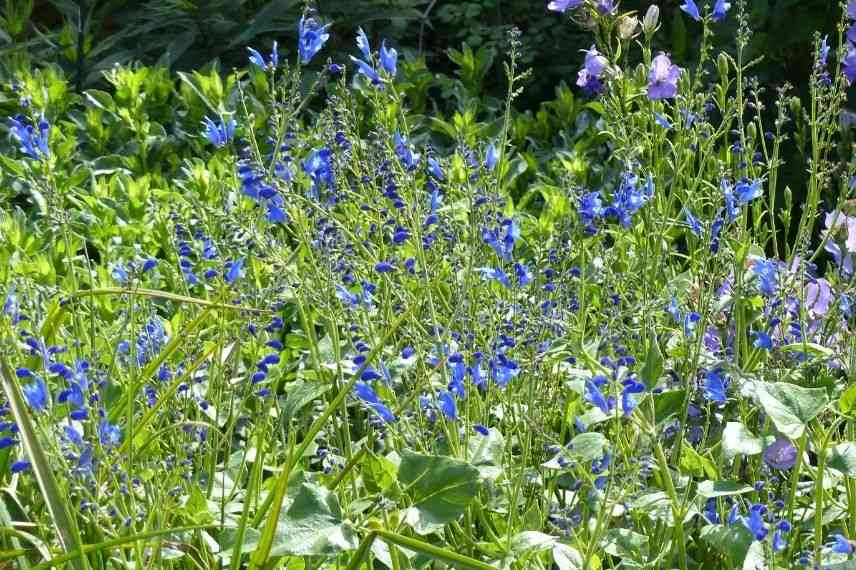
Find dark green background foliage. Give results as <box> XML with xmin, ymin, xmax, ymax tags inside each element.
<box><xmin>0</xmin><ymin>0</ymin><xmax>840</xmax><ymax>106</ymax></box>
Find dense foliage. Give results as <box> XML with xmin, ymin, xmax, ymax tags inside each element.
<box><xmin>3</xmin><ymin>1</ymin><xmax>856</xmax><ymax>569</ymax></box>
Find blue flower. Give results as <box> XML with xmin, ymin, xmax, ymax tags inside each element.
<box><xmin>680</xmin><ymin>0</ymin><xmax>701</xmax><ymax>21</ymax></box>
<box><xmin>621</xmin><ymin>379</ymin><xmax>645</xmax><ymax>416</ymax></box>
<box><xmin>201</xmin><ymin>116</ymin><xmax>236</xmax><ymax>148</ymax></box>
<box><xmin>683</xmin><ymin>312</ymin><xmax>701</xmax><ymax>336</ymax></box>
<box><xmin>831</xmin><ymin>534</ymin><xmax>854</xmax><ymax>554</ymax></box>
<box><xmin>772</xmin><ymin>529</ymin><xmax>788</xmax><ymax>552</ymax></box>
<box><xmin>743</xmin><ymin>504</ymin><xmax>768</xmax><ymax>541</ymax></box>
<box><xmin>303</xmin><ymin>147</ymin><xmax>334</xmax><ymax>197</ymax></box>
<box><xmin>482</xmin><ymin>218</ymin><xmax>519</xmax><ymax>261</ymax></box>
<box><xmin>735</xmin><ymin>179</ymin><xmax>762</xmax><ymax>205</ymax></box>
<box><xmin>763</xmin><ymin>438</ymin><xmax>797</xmax><ymax>470</ymax></box>
<box><xmin>225</xmin><ymin>257</ymin><xmax>245</xmax><ymax>284</ymax></box>
<box><xmin>427</xmin><ymin>157</ymin><xmax>444</xmax><ymax>181</ymax></box>
<box><xmin>298</xmin><ymin>16</ymin><xmax>330</xmax><ymax>64</ymax></box>
<box><xmin>356</xmin><ymin>27</ymin><xmax>371</xmax><ymax>58</ymax></box>
<box><xmin>11</xmin><ymin>460</ymin><xmax>30</xmax><ymax>474</ymax></box>
<box><xmin>393</xmin><ymin>132</ymin><xmax>420</xmax><ymax>170</ymax></box>
<box><xmin>666</xmin><ymin>298</ymin><xmax>681</xmax><ymax>324</ymax></box>
<box><xmin>380</xmin><ymin>40</ymin><xmax>398</xmax><ymax>76</ymax></box>
<box><xmin>474</xmin><ymin>424</ymin><xmax>489</xmax><ymax>436</ymax></box>
<box><xmin>710</xmin><ymin>215</ymin><xmax>724</xmax><ymax>253</ymax></box>
<box><xmin>247</xmin><ymin>47</ymin><xmax>268</xmax><ymax>69</ymax></box>
<box><xmin>647</xmin><ymin>53</ymin><xmax>681</xmax><ymax>100</ymax></box>
<box><xmin>354</xmin><ymin>382</ymin><xmax>396</xmax><ymax>423</ymax></box>
<box><xmin>374</xmin><ymin>261</ymin><xmax>395</xmax><ymax>273</ymax></box>
<box><xmin>576</xmin><ymin>45</ymin><xmax>608</xmax><ymax>96</ymax></box>
<box><xmin>703</xmin><ymin>368</ymin><xmax>727</xmax><ymax>403</ymax></box>
<box><xmin>584</xmin><ymin>378</ymin><xmax>610</xmax><ymax>414</ymax></box>
<box><xmin>485</xmin><ymin>143</ymin><xmax>499</xmax><ymax>171</ymax></box>
<box><xmin>350</xmin><ymin>56</ymin><xmax>380</xmax><ymax>84</ymax></box>
<box><xmin>476</xmin><ymin>267</ymin><xmax>511</xmax><ymax>288</ymax></box>
<box><xmin>712</xmin><ymin>0</ymin><xmax>732</xmax><ymax>21</ymax></box>
<box><xmin>514</xmin><ymin>263</ymin><xmax>532</xmax><ymax>287</ymax></box>
<box><xmin>579</xmin><ymin>191</ymin><xmax>603</xmax><ymax>232</ymax></box>
<box><xmin>547</xmin><ymin>0</ymin><xmax>582</xmax><ymax>12</ymax></box>
<box><xmin>98</xmin><ymin>419</ymin><xmax>122</xmax><ymax>446</ymax></box>
<box><xmin>703</xmin><ymin>499</ymin><xmax>720</xmax><ymax>524</ymax></box>
<box><xmin>683</xmin><ymin>208</ymin><xmax>702</xmax><ymax>236</ymax></box>
<box><xmin>753</xmin><ymin>331</ymin><xmax>773</xmax><ymax>350</ymax></box>
<box><xmin>438</xmin><ymin>391</ymin><xmax>457</xmax><ymax>420</ymax></box>
<box><xmin>9</xmin><ymin>115</ymin><xmax>50</xmax><ymax>160</ymax></box>
<box><xmin>751</xmin><ymin>258</ymin><xmax>778</xmax><ymax>297</ymax></box>
<box><xmin>22</xmin><ymin>377</ymin><xmax>48</xmax><ymax>412</ymax></box>
<box><xmin>654</xmin><ymin>112</ymin><xmax>672</xmax><ymax>129</ymax></box>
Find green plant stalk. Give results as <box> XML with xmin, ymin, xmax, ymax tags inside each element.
<box><xmin>249</xmin><ymin>302</ymin><xmax>421</xmax><ymax>569</ymax></box>
<box><xmin>654</xmin><ymin>441</ymin><xmax>687</xmax><ymax>570</ymax></box>
<box><xmin>344</xmin><ymin>531</ymin><xmax>377</xmax><ymax>570</ymax></box>
<box><xmin>0</xmin><ymin>358</ymin><xmax>88</xmax><ymax>570</ymax></box>
<box><xmin>374</xmin><ymin>529</ymin><xmax>498</xmax><ymax>570</ymax></box>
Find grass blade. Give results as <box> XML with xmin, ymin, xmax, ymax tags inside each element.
<box><xmin>0</xmin><ymin>358</ymin><xmax>87</xmax><ymax>570</ymax></box>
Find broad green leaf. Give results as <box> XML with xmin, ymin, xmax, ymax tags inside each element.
<box><xmin>679</xmin><ymin>442</ymin><xmax>718</xmax><ymax>479</ymax></box>
<box><xmin>697</xmin><ymin>480</ymin><xmax>755</xmax><ymax>498</ymax></box>
<box><xmin>604</xmin><ymin>528</ymin><xmax>649</xmax><ymax>559</ymax></box>
<box><xmin>363</xmin><ymin>452</ymin><xmax>398</xmax><ymax>494</ymax></box>
<box><xmin>569</xmin><ymin>432</ymin><xmax>608</xmax><ymax>462</ymax></box>
<box><xmin>281</xmin><ymin>379</ymin><xmax>331</xmax><ymax>424</ymax></box>
<box><xmin>467</xmin><ymin>427</ymin><xmax>505</xmax><ymax>480</ymax></box>
<box><xmin>841</xmin><ymin>383</ymin><xmax>856</xmax><ymax>415</ymax></box>
<box><xmin>827</xmin><ymin>442</ymin><xmax>856</xmax><ymax>477</ymax></box>
<box><xmin>553</xmin><ymin>543</ymin><xmax>585</xmax><ymax>570</ymax></box>
<box><xmin>509</xmin><ymin>531</ymin><xmax>556</xmax><ymax>554</ymax></box>
<box><xmin>754</xmin><ymin>382</ymin><xmax>828</xmax><ymax>439</ymax></box>
<box><xmin>398</xmin><ymin>452</ymin><xmax>480</xmax><ymax>535</ymax></box>
<box><xmin>700</xmin><ymin>525</ymin><xmax>754</xmax><ymax>567</ymax></box>
<box><xmin>722</xmin><ymin>422</ymin><xmax>765</xmax><ymax>461</ymax></box>
<box><xmin>269</xmin><ymin>482</ymin><xmax>358</xmax><ymax>557</ymax></box>
<box><xmin>653</xmin><ymin>390</ymin><xmax>685</xmax><ymax>425</ymax></box>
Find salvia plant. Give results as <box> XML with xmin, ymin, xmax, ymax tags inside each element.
<box><xmin>3</xmin><ymin>1</ymin><xmax>856</xmax><ymax>569</ymax></box>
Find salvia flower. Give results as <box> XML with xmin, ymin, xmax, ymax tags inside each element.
<box><xmin>22</xmin><ymin>377</ymin><xmax>48</xmax><ymax>412</ymax></box>
<box><xmin>350</xmin><ymin>56</ymin><xmax>381</xmax><ymax>84</ymax></box>
<box><xmin>485</xmin><ymin>143</ymin><xmax>499</xmax><ymax>171</ymax></box>
<box><xmin>201</xmin><ymin>116</ymin><xmax>236</xmax><ymax>148</ymax></box>
<box><xmin>547</xmin><ymin>0</ymin><xmax>582</xmax><ymax>12</ymax></box>
<box><xmin>438</xmin><ymin>391</ymin><xmax>457</xmax><ymax>420</ymax></box>
<box><xmin>9</xmin><ymin>115</ymin><xmax>50</xmax><ymax>160</ymax></box>
<box><xmin>380</xmin><ymin>40</ymin><xmax>398</xmax><ymax>76</ymax></box>
<box><xmin>831</xmin><ymin>534</ymin><xmax>855</xmax><ymax>554</ymax></box>
<box><xmin>298</xmin><ymin>16</ymin><xmax>330</xmax><ymax>64</ymax></box>
<box><xmin>647</xmin><ymin>53</ymin><xmax>681</xmax><ymax>100</ymax></box>
<box><xmin>703</xmin><ymin>368</ymin><xmax>727</xmax><ymax>403</ymax></box>
<box><xmin>751</xmin><ymin>257</ymin><xmax>779</xmax><ymax>297</ymax></box>
<box><xmin>744</xmin><ymin>504</ymin><xmax>768</xmax><ymax>541</ymax></box>
<box><xmin>354</xmin><ymin>382</ymin><xmax>395</xmax><ymax>423</ymax></box>
<box><xmin>356</xmin><ymin>28</ymin><xmax>371</xmax><ymax>58</ymax></box>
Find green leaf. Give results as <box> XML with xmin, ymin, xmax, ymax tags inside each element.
<box><xmin>778</xmin><ymin>342</ymin><xmax>834</xmax><ymax>357</ymax></box>
<box><xmin>700</xmin><ymin>525</ymin><xmax>754</xmax><ymax>567</ymax></box>
<box><xmin>640</xmin><ymin>333</ymin><xmax>664</xmax><ymax>389</ymax></box>
<box><xmin>269</xmin><ymin>482</ymin><xmax>358</xmax><ymax>557</ymax></box>
<box><xmin>509</xmin><ymin>531</ymin><xmax>556</xmax><ymax>554</ymax></box>
<box><xmin>754</xmin><ymin>382</ymin><xmax>829</xmax><ymax>439</ymax></box>
<box><xmin>398</xmin><ymin>452</ymin><xmax>480</xmax><ymax>535</ymax></box>
<box><xmin>679</xmin><ymin>443</ymin><xmax>718</xmax><ymax>479</ymax></box>
<box><xmin>653</xmin><ymin>390</ymin><xmax>685</xmax><ymax>425</ymax></box>
<box><xmin>467</xmin><ymin>427</ymin><xmax>505</xmax><ymax>480</ymax></box>
<box><xmin>841</xmin><ymin>383</ymin><xmax>856</xmax><ymax>416</ymax></box>
<box><xmin>363</xmin><ymin>452</ymin><xmax>398</xmax><ymax>494</ymax></box>
<box><xmin>553</xmin><ymin>543</ymin><xmax>584</xmax><ymax>570</ymax></box>
<box><xmin>604</xmin><ymin>528</ymin><xmax>648</xmax><ymax>559</ymax></box>
<box><xmin>569</xmin><ymin>432</ymin><xmax>608</xmax><ymax>462</ymax></box>
<box><xmin>827</xmin><ymin>442</ymin><xmax>856</xmax><ymax>477</ymax></box>
<box><xmin>722</xmin><ymin>422</ymin><xmax>766</xmax><ymax>461</ymax></box>
<box><xmin>697</xmin><ymin>480</ymin><xmax>755</xmax><ymax>498</ymax></box>
<box><xmin>281</xmin><ymin>380</ymin><xmax>331</xmax><ymax>424</ymax></box>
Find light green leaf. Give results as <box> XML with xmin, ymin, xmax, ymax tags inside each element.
<box><xmin>269</xmin><ymin>482</ymin><xmax>358</xmax><ymax>557</ymax></box>
<box><xmin>697</xmin><ymin>480</ymin><xmax>755</xmax><ymax>498</ymax></box>
<box><xmin>754</xmin><ymin>382</ymin><xmax>828</xmax><ymax>439</ymax></box>
<box><xmin>553</xmin><ymin>543</ymin><xmax>584</xmax><ymax>570</ymax></box>
<box><xmin>467</xmin><ymin>427</ymin><xmax>505</xmax><ymax>480</ymax></box>
<box><xmin>827</xmin><ymin>442</ymin><xmax>856</xmax><ymax>477</ymax></box>
<box><xmin>569</xmin><ymin>432</ymin><xmax>608</xmax><ymax>462</ymax></box>
<box><xmin>700</xmin><ymin>525</ymin><xmax>754</xmax><ymax>568</ymax></box>
<box><xmin>281</xmin><ymin>379</ymin><xmax>331</xmax><ymax>424</ymax></box>
<box><xmin>398</xmin><ymin>452</ymin><xmax>480</xmax><ymax>535</ymax></box>
<box><xmin>722</xmin><ymin>422</ymin><xmax>765</xmax><ymax>461</ymax></box>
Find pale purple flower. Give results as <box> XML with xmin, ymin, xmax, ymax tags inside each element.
<box><xmin>577</xmin><ymin>45</ymin><xmax>608</xmax><ymax>95</ymax></box>
<box><xmin>680</xmin><ymin>0</ymin><xmax>701</xmax><ymax>21</ymax></box>
<box><xmin>844</xmin><ymin>46</ymin><xmax>856</xmax><ymax>84</ymax></box>
<box><xmin>712</xmin><ymin>0</ymin><xmax>731</xmax><ymax>21</ymax></box>
<box><xmin>647</xmin><ymin>53</ymin><xmax>681</xmax><ymax>100</ymax></box>
<box><xmin>548</xmin><ymin>0</ymin><xmax>582</xmax><ymax>12</ymax></box>
<box><xmin>806</xmin><ymin>279</ymin><xmax>833</xmax><ymax>316</ymax></box>
<box><xmin>763</xmin><ymin>438</ymin><xmax>797</xmax><ymax>470</ymax></box>
<box><xmin>849</xmin><ymin>0</ymin><xmax>856</xmax><ymax>20</ymax></box>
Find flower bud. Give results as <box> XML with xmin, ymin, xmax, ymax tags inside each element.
<box><xmin>642</xmin><ymin>5</ymin><xmax>660</xmax><ymax>35</ymax></box>
<box><xmin>618</xmin><ymin>15</ymin><xmax>639</xmax><ymax>39</ymax></box>
<box><xmin>717</xmin><ymin>53</ymin><xmax>729</xmax><ymax>80</ymax></box>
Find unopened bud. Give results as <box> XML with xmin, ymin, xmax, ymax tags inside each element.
<box><xmin>618</xmin><ymin>15</ymin><xmax>639</xmax><ymax>39</ymax></box>
<box><xmin>642</xmin><ymin>5</ymin><xmax>660</xmax><ymax>35</ymax></box>
<box><xmin>717</xmin><ymin>53</ymin><xmax>729</xmax><ymax>80</ymax></box>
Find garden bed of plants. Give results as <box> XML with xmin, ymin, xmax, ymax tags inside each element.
<box><xmin>2</xmin><ymin>0</ymin><xmax>856</xmax><ymax>568</ymax></box>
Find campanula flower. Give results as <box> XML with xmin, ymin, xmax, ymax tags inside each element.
<box><xmin>576</xmin><ymin>45</ymin><xmax>608</xmax><ymax>96</ymax></box>
<box><xmin>844</xmin><ymin>46</ymin><xmax>856</xmax><ymax>84</ymax></box>
<box><xmin>703</xmin><ymin>368</ymin><xmax>727</xmax><ymax>403</ymax></box>
<box><xmin>763</xmin><ymin>438</ymin><xmax>797</xmax><ymax>470</ymax></box>
<box><xmin>201</xmin><ymin>116</ymin><xmax>236</xmax><ymax>148</ymax></box>
<box><xmin>547</xmin><ymin>0</ymin><xmax>582</xmax><ymax>12</ymax></box>
<box><xmin>806</xmin><ymin>278</ymin><xmax>833</xmax><ymax>316</ymax></box>
<box><xmin>680</xmin><ymin>0</ymin><xmax>701</xmax><ymax>21</ymax></box>
<box><xmin>753</xmin><ymin>331</ymin><xmax>773</xmax><ymax>350</ymax></box>
<box><xmin>712</xmin><ymin>0</ymin><xmax>731</xmax><ymax>21</ymax></box>
<box><xmin>298</xmin><ymin>16</ymin><xmax>330</xmax><ymax>64</ymax></box>
<box><xmin>647</xmin><ymin>53</ymin><xmax>681</xmax><ymax>100</ymax></box>
<box><xmin>380</xmin><ymin>40</ymin><xmax>398</xmax><ymax>76</ymax></box>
